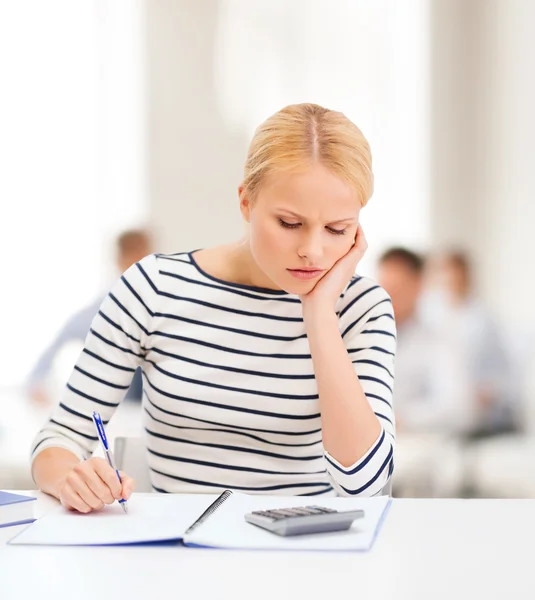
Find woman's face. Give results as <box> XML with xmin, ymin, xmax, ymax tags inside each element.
<box><xmin>240</xmin><ymin>163</ymin><xmax>361</xmax><ymax>294</ymax></box>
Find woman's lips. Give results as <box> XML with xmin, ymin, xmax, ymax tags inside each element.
<box><xmin>287</xmin><ymin>269</ymin><xmax>325</xmax><ymax>280</ymax></box>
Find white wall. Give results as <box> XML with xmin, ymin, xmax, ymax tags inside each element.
<box><xmin>145</xmin><ymin>0</ymin><xmax>248</xmax><ymax>254</ymax></box>
<box><xmin>485</xmin><ymin>1</ymin><xmax>535</xmax><ymax>329</ymax></box>
<box><xmin>145</xmin><ymin>0</ymin><xmax>431</xmax><ymax>274</ymax></box>
<box><xmin>429</xmin><ymin>0</ymin><xmax>535</xmax><ymax>422</ymax></box>
<box><xmin>430</xmin><ymin>0</ymin><xmax>535</xmax><ymax>331</ymax></box>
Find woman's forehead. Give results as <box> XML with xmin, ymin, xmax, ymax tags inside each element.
<box><xmin>257</xmin><ymin>166</ymin><xmax>361</xmax><ymax>214</ymax></box>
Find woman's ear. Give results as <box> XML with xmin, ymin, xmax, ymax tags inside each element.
<box><xmin>239</xmin><ymin>186</ymin><xmax>251</xmax><ymax>223</ymax></box>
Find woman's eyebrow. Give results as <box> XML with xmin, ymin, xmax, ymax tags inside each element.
<box><xmin>276</xmin><ymin>208</ymin><xmax>356</xmax><ymax>224</ymax></box>
<box><xmin>329</xmin><ymin>216</ymin><xmax>357</xmax><ymax>224</ymax></box>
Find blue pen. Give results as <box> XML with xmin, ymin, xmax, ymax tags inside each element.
<box><xmin>92</xmin><ymin>411</ymin><xmax>128</xmax><ymax>514</ymax></box>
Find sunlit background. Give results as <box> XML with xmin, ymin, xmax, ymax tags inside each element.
<box><xmin>1</xmin><ymin>0</ymin><xmax>534</xmax><ymax>498</ymax></box>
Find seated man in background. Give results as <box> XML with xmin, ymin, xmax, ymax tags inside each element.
<box><xmin>26</xmin><ymin>228</ymin><xmax>153</xmax><ymax>406</ymax></box>
<box><xmin>377</xmin><ymin>247</ymin><xmax>473</xmax><ymax>434</ymax></box>
<box><xmin>378</xmin><ymin>247</ymin><xmax>476</xmax><ymax>497</ymax></box>
<box><xmin>421</xmin><ymin>250</ymin><xmax>517</xmax><ymax>438</ymax></box>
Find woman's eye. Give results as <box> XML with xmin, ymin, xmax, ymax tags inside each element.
<box><xmin>278</xmin><ymin>218</ymin><xmax>300</xmax><ymax>229</ymax></box>
<box><xmin>278</xmin><ymin>218</ymin><xmax>347</xmax><ymax>235</ymax></box>
<box><xmin>326</xmin><ymin>226</ymin><xmax>347</xmax><ymax>235</ymax></box>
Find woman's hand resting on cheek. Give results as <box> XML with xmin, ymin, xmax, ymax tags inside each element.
<box><xmin>299</xmin><ymin>224</ymin><xmax>368</xmax><ymax>317</ymax></box>
<box><xmin>59</xmin><ymin>457</ymin><xmax>136</xmax><ymax>513</ymax></box>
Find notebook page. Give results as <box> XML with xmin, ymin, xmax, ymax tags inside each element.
<box><xmin>184</xmin><ymin>495</ymin><xmax>390</xmax><ymax>551</ymax></box>
<box><xmin>9</xmin><ymin>493</ymin><xmax>222</xmax><ymax>546</ymax></box>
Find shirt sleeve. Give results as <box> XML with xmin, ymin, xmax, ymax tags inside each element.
<box><xmin>30</xmin><ymin>254</ymin><xmax>161</xmax><ymax>466</ymax></box>
<box><xmin>323</xmin><ymin>277</ymin><xmax>396</xmax><ymax>497</ymax></box>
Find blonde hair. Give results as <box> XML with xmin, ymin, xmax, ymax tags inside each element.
<box><xmin>241</xmin><ymin>103</ymin><xmax>373</xmax><ymax>206</ymax></box>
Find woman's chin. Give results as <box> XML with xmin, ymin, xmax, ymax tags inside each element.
<box><xmin>280</xmin><ymin>275</ymin><xmax>319</xmax><ymax>296</ymax></box>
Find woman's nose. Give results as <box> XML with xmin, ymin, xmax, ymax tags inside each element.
<box><xmin>297</xmin><ymin>231</ymin><xmax>323</xmax><ymax>264</ymax></box>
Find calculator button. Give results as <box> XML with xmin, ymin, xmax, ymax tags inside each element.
<box><xmin>262</xmin><ymin>511</ymin><xmax>288</xmax><ymax>520</ymax></box>
<box><xmin>269</xmin><ymin>509</ymin><xmax>300</xmax><ymax>518</ymax></box>
<box><xmin>307</xmin><ymin>506</ymin><xmax>337</xmax><ymax>513</ymax></box>
<box><xmin>287</xmin><ymin>508</ymin><xmax>313</xmax><ymax>516</ymax></box>
<box><xmin>299</xmin><ymin>507</ymin><xmax>327</xmax><ymax>514</ymax></box>
<box><xmin>289</xmin><ymin>507</ymin><xmax>326</xmax><ymax>516</ymax></box>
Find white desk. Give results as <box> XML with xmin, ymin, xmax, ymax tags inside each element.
<box><xmin>1</xmin><ymin>492</ymin><xmax>533</xmax><ymax>600</ymax></box>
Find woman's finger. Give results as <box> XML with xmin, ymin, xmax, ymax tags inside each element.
<box><xmin>92</xmin><ymin>458</ymin><xmax>124</xmax><ymax>500</ymax></box>
<box><xmin>61</xmin><ymin>486</ymin><xmax>92</xmax><ymax>514</ymax></box>
<box><xmin>81</xmin><ymin>467</ymin><xmax>116</xmax><ymax>505</ymax></box>
<box><xmin>352</xmin><ymin>224</ymin><xmax>368</xmax><ymax>253</ymax></box>
<box><xmin>119</xmin><ymin>471</ymin><xmax>136</xmax><ymax>500</ymax></box>
<box><xmin>69</xmin><ymin>472</ymin><xmax>105</xmax><ymax>510</ymax></box>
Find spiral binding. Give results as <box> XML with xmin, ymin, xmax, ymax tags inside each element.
<box><xmin>184</xmin><ymin>489</ymin><xmax>233</xmax><ymax>534</ymax></box>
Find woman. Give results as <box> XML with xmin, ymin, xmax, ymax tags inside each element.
<box><xmin>32</xmin><ymin>103</ymin><xmax>396</xmax><ymax>513</ymax></box>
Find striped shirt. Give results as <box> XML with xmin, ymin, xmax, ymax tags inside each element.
<box><xmin>31</xmin><ymin>251</ymin><xmax>396</xmax><ymax>497</ymax></box>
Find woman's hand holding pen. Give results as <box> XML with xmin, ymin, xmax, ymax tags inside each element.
<box><xmin>59</xmin><ymin>457</ymin><xmax>135</xmax><ymax>514</ymax></box>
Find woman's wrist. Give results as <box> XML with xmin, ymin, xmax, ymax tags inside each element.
<box><xmin>32</xmin><ymin>447</ymin><xmax>80</xmax><ymax>499</ymax></box>
<box><xmin>301</xmin><ymin>302</ymin><xmax>337</xmax><ymax>329</ymax></box>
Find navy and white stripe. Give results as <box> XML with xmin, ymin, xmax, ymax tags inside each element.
<box><xmin>31</xmin><ymin>252</ymin><xmax>396</xmax><ymax>497</ymax></box>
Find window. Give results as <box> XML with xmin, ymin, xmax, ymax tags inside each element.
<box><xmin>0</xmin><ymin>0</ymin><xmax>147</xmax><ymax>385</ymax></box>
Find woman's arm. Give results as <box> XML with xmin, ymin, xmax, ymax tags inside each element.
<box><xmin>299</xmin><ymin>227</ymin><xmax>395</xmax><ymax>497</ymax></box>
<box><xmin>303</xmin><ymin>281</ymin><xmax>396</xmax><ymax>497</ymax></box>
<box><xmin>304</xmin><ymin>308</ymin><xmax>382</xmax><ymax>465</ymax></box>
<box><xmin>30</xmin><ymin>254</ymin><xmax>160</xmax><ymax>509</ymax></box>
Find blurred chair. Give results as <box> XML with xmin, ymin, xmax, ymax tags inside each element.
<box><xmin>502</xmin><ymin>328</ymin><xmax>535</xmax><ymax>432</ymax></box>
<box><xmin>393</xmin><ymin>433</ymin><xmax>465</xmax><ymax>497</ymax></box>
<box><xmin>381</xmin><ymin>479</ymin><xmax>392</xmax><ymax>497</ymax></box>
<box><xmin>465</xmin><ymin>436</ymin><xmax>535</xmax><ymax>497</ymax></box>
<box><xmin>114</xmin><ymin>436</ymin><xmax>152</xmax><ymax>493</ymax></box>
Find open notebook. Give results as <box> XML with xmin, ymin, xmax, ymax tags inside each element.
<box><xmin>9</xmin><ymin>491</ymin><xmax>391</xmax><ymax>551</ymax></box>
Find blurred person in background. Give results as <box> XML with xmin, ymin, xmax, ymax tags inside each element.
<box><xmin>378</xmin><ymin>247</ymin><xmax>476</xmax><ymax>497</ymax></box>
<box><xmin>26</xmin><ymin>228</ymin><xmax>153</xmax><ymax>407</ymax></box>
<box><xmin>377</xmin><ymin>247</ymin><xmax>473</xmax><ymax>434</ymax></box>
<box><xmin>421</xmin><ymin>250</ymin><xmax>517</xmax><ymax>438</ymax></box>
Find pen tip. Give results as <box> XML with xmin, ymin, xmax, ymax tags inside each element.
<box><xmin>122</xmin><ymin>503</ymin><xmax>128</xmax><ymax>515</ymax></box>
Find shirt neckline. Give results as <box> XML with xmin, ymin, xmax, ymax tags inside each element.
<box><xmin>188</xmin><ymin>250</ymin><xmax>292</xmax><ymax>296</ymax></box>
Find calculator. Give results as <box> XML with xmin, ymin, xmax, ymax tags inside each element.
<box><xmin>244</xmin><ymin>505</ymin><xmax>365</xmax><ymax>537</ymax></box>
